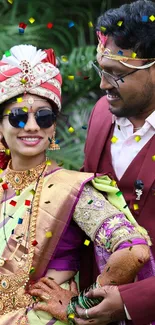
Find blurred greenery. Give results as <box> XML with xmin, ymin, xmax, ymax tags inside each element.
<box><xmin>0</xmin><ymin>0</ymin><xmax>125</xmax><ymax>169</ymax></box>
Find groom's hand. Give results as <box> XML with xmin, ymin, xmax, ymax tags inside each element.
<box><xmin>74</xmin><ymin>285</ymin><xmax>126</xmax><ymax>325</ymax></box>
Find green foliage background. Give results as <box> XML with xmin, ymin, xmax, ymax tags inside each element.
<box><xmin>0</xmin><ymin>0</ymin><xmax>126</xmax><ymax>169</ymax></box>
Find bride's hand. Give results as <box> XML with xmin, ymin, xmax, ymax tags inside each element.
<box><xmin>29</xmin><ymin>277</ymin><xmax>78</xmax><ymax>322</ymax></box>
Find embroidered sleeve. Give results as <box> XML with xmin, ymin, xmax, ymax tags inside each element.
<box><xmin>73</xmin><ymin>184</ymin><xmax>145</xmax><ymax>253</ymax></box>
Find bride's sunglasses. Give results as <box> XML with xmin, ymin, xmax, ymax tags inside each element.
<box><xmin>3</xmin><ymin>107</ymin><xmax>57</xmax><ymax>129</ymax></box>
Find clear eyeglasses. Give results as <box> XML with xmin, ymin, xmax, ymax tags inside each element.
<box><xmin>92</xmin><ymin>61</ymin><xmax>140</xmax><ymax>88</ymax></box>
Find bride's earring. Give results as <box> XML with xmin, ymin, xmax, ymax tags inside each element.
<box><xmin>48</xmin><ymin>125</ymin><xmax>60</xmax><ymax>151</ymax></box>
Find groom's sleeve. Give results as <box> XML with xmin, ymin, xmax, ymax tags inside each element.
<box><xmin>119</xmin><ymin>276</ymin><xmax>155</xmax><ymax>325</ymax></box>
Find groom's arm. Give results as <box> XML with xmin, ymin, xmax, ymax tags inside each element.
<box><xmin>119</xmin><ymin>276</ymin><xmax>155</xmax><ymax>325</ymax></box>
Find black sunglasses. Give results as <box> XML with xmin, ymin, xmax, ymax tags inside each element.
<box><xmin>3</xmin><ymin>108</ymin><xmax>57</xmax><ymax>129</ymax></box>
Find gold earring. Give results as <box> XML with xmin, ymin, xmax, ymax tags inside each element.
<box><xmin>49</xmin><ymin>128</ymin><xmax>60</xmax><ymax>151</ymax></box>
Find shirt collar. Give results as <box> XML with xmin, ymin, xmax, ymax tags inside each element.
<box><xmin>112</xmin><ymin>111</ymin><xmax>155</xmax><ymax>130</ymax></box>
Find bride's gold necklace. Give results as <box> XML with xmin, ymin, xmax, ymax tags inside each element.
<box><xmin>4</xmin><ymin>160</ymin><xmax>47</xmax><ymax>192</ymax></box>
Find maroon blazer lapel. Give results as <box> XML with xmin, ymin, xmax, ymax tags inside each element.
<box><xmin>84</xmin><ymin>96</ymin><xmax>112</xmax><ymax>172</ymax></box>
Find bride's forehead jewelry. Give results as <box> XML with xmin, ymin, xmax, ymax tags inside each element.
<box><xmin>96</xmin><ymin>30</ymin><xmax>155</xmax><ymax>69</ymax></box>
<box><xmin>9</xmin><ymin>96</ymin><xmax>49</xmax><ymax>106</ymax></box>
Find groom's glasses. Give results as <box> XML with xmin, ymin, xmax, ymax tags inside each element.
<box><xmin>3</xmin><ymin>108</ymin><xmax>57</xmax><ymax>128</ymax></box>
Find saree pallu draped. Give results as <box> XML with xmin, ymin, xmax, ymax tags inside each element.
<box><xmin>0</xmin><ymin>168</ymin><xmax>95</xmax><ymax>325</ymax></box>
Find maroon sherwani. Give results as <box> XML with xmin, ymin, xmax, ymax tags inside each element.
<box><xmin>83</xmin><ymin>95</ymin><xmax>155</xmax><ymax>325</ymax></box>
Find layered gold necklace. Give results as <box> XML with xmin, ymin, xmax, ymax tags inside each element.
<box><xmin>4</xmin><ymin>160</ymin><xmax>47</xmax><ymax>192</ymax></box>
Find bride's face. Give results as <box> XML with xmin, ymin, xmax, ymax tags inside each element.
<box><xmin>0</xmin><ymin>94</ymin><xmax>57</xmax><ymax>158</ymax></box>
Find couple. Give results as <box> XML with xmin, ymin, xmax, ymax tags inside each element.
<box><xmin>0</xmin><ymin>1</ymin><xmax>155</xmax><ymax>325</ymax></box>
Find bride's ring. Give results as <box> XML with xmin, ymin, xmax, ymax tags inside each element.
<box><xmin>85</xmin><ymin>309</ymin><xmax>89</xmax><ymax>319</ymax></box>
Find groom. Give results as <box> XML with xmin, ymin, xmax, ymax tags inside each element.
<box><xmin>77</xmin><ymin>0</ymin><xmax>155</xmax><ymax>324</ymax></box>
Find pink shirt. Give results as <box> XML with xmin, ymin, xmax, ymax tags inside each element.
<box><xmin>111</xmin><ymin>111</ymin><xmax>155</xmax><ymax>180</ymax></box>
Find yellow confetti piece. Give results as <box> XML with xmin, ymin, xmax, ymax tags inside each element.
<box><xmin>68</xmin><ymin>75</ymin><xmax>74</xmax><ymax>80</ymax></box>
<box><xmin>20</xmin><ymin>78</ymin><xmax>27</xmax><ymax>84</ymax></box>
<box><xmin>84</xmin><ymin>239</ymin><xmax>90</xmax><ymax>246</ymax></box>
<box><xmin>0</xmin><ymin>169</ymin><xmax>3</xmax><ymax>174</ymax></box>
<box><xmin>15</xmin><ymin>190</ymin><xmax>20</xmax><ymax>196</ymax></box>
<box><xmin>29</xmin><ymin>17</ymin><xmax>35</xmax><ymax>24</ymax></box>
<box><xmin>46</xmin><ymin>160</ymin><xmax>52</xmax><ymax>166</ymax></box>
<box><xmin>152</xmin><ymin>155</ymin><xmax>155</xmax><ymax>161</ymax></box>
<box><xmin>111</xmin><ymin>136</ymin><xmax>118</xmax><ymax>144</ymax></box>
<box><xmin>17</xmin><ymin>97</ymin><xmax>23</xmax><ymax>103</ymax></box>
<box><xmin>131</xmin><ymin>52</ymin><xmax>137</xmax><ymax>58</ymax></box>
<box><xmin>100</xmin><ymin>26</ymin><xmax>106</xmax><ymax>32</ymax></box>
<box><xmin>88</xmin><ymin>21</ymin><xmax>93</xmax><ymax>28</ymax></box>
<box><xmin>30</xmin><ymin>267</ymin><xmax>35</xmax><ymax>274</ymax></box>
<box><xmin>4</xmin><ymin>109</ymin><xmax>11</xmax><ymax>115</ymax></box>
<box><xmin>5</xmin><ymin>149</ymin><xmax>10</xmax><ymax>155</ymax></box>
<box><xmin>149</xmin><ymin>15</ymin><xmax>155</xmax><ymax>22</ymax></box>
<box><xmin>22</xmin><ymin>106</ymin><xmax>28</xmax><ymax>112</ymax></box>
<box><xmin>68</xmin><ymin>127</ymin><xmax>75</xmax><ymax>133</ymax></box>
<box><xmin>61</xmin><ymin>56</ymin><xmax>68</xmax><ymax>62</ymax></box>
<box><xmin>45</xmin><ymin>231</ymin><xmax>52</xmax><ymax>238</ymax></box>
<box><xmin>30</xmin><ymin>189</ymin><xmax>36</xmax><ymax>196</ymax></box>
<box><xmin>117</xmin><ymin>21</ymin><xmax>123</xmax><ymax>27</ymax></box>
<box><xmin>68</xmin><ymin>314</ymin><xmax>75</xmax><ymax>319</ymax></box>
<box><xmin>133</xmin><ymin>203</ymin><xmax>139</xmax><ymax>210</ymax></box>
<box><xmin>110</xmin><ymin>180</ymin><xmax>117</xmax><ymax>187</ymax></box>
<box><xmin>8</xmin><ymin>0</ymin><xmax>13</xmax><ymax>3</ymax></box>
<box><xmin>134</xmin><ymin>135</ymin><xmax>141</xmax><ymax>142</ymax></box>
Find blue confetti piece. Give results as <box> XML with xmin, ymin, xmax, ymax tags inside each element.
<box><xmin>18</xmin><ymin>218</ymin><xmax>23</xmax><ymax>224</ymax></box>
<box><xmin>68</xmin><ymin>21</ymin><xmax>74</xmax><ymax>28</ymax></box>
<box><xmin>117</xmin><ymin>50</ymin><xmax>123</xmax><ymax>56</ymax></box>
<box><xmin>19</xmin><ymin>28</ymin><xmax>25</xmax><ymax>34</ymax></box>
<box><xmin>142</xmin><ymin>16</ymin><xmax>149</xmax><ymax>22</ymax></box>
<box><xmin>11</xmin><ymin>229</ymin><xmax>14</xmax><ymax>234</ymax></box>
<box><xmin>18</xmin><ymin>121</ymin><xmax>25</xmax><ymax>128</ymax></box>
<box><xmin>55</xmin><ymin>139</ymin><xmax>60</xmax><ymax>144</ymax></box>
<box><xmin>82</xmin><ymin>126</ymin><xmax>87</xmax><ymax>130</ymax></box>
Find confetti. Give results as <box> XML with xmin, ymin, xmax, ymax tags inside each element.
<box><xmin>58</xmin><ymin>161</ymin><xmax>64</xmax><ymax>166</ymax></box>
<box><xmin>88</xmin><ymin>21</ymin><xmax>93</xmax><ymax>28</ymax></box>
<box><xmin>17</xmin><ymin>97</ymin><xmax>23</xmax><ymax>103</ymax></box>
<box><xmin>18</xmin><ymin>218</ymin><xmax>23</xmax><ymax>224</ymax></box>
<box><xmin>30</xmin><ymin>267</ymin><xmax>35</xmax><ymax>274</ymax></box>
<box><xmin>68</xmin><ymin>314</ymin><xmax>75</xmax><ymax>319</ymax></box>
<box><xmin>111</xmin><ymin>136</ymin><xmax>118</xmax><ymax>143</ymax></box>
<box><xmin>8</xmin><ymin>0</ymin><xmax>13</xmax><ymax>3</ymax></box>
<box><xmin>20</xmin><ymin>78</ymin><xmax>27</xmax><ymax>84</ymax></box>
<box><xmin>68</xmin><ymin>75</ymin><xmax>74</xmax><ymax>80</ymax></box>
<box><xmin>131</xmin><ymin>52</ymin><xmax>137</xmax><ymax>58</ymax></box>
<box><xmin>9</xmin><ymin>215</ymin><xmax>14</xmax><ymax>219</ymax></box>
<box><xmin>88</xmin><ymin>199</ymin><xmax>93</xmax><ymax>204</ymax></box>
<box><xmin>29</xmin><ymin>17</ymin><xmax>35</xmax><ymax>24</ymax></box>
<box><xmin>68</xmin><ymin>126</ymin><xmax>75</xmax><ymax>133</ymax></box>
<box><xmin>138</xmin><ymin>259</ymin><xmax>143</xmax><ymax>264</ymax></box>
<box><xmin>2</xmin><ymin>183</ymin><xmax>8</xmax><ymax>190</ymax></box>
<box><xmin>15</xmin><ymin>190</ymin><xmax>20</xmax><ymax>196</ymax></box>
<box><xmin>110</xmin><ymin>180</ymin><xmax>116</xmax><ymax>187</ymax></box>
<box><xmin>45</xmin><ymin>201</ymin><xmax>51</xmax><ymax>204</ymax></box>
<box><xmin>25</xmin><ymin>200</ymin><xmax>31</xmax><ymax>206</ymax></box>
<box><xmin>10</xmin><ymin>200</ymin><xmax>17</xmax><ymax>207</ymax></box>
<box><xmin>106</xmin><ymin>266</ymin><xmax>110</xmax><ymax>272</ymax></box>
<box><xmin>5</xmin><ymin>149</ymin><xmax>10</xmax><ymax>155</ymax></box>
<box><xmin>82</xmin><ymin>125</ymin><xmax>87</xmax><ymax>130</ymax></box>
<box><xmin>19</xmin><ymin>28</ymin><xmax>25</xmax><ymax>34</ymax></box>
<box><xmin>117</xmin><ymin>21</ymin><xmax>123</xmax><ymax>27</ymax></box>
<box><xmin>149</xmin><ymin>15</ymin><xmax>155</xmax><ymax>22</ymax></box>
<box><xmin>32</xmin><ymin>240</ymin><xmax>38</xmax><ymax>246</ymax></box>
<box><xmin>61</xmin><ymin>56</ymin><xmax>68</xmax><ymax>62</ymax></box>
<box><xmin>0</xmin><ymin>169</ymin><xmax>3</xmax><ymax>174</ymax></box>
<box><xmin>4</xmin><ymin>109</ymin><xmax>11</xmax><ymax>115</ymax></box>
<box><xmin>68</xmin><ymin>21</ymin><xmax>74</xmax><ymax>28</ymax></box>
<box><xmin>45</xmin><ymin>231</ymin><xmax>52</xmax><ymax>238</ymax></box>
<box><xmin>18</xmin><ymin>121</ymin><xmax>25</xmax><ymax>128</ymax></box>
<box><xmin>47</xmin><ymin>22</ymin><xmax>53</xmax><ymax>29</ymax></box>
<box><xmin>48</xmin><ymin>184</ymin><xmax>53</xmax><ymax>188</ymax></box>
<box><xmin>19</xmin><ymin>22</ymin><xmax>27</xmax><ymax>29</ymax></box>
<box><xmin>30</xmin><ymin>189</ymin><xmax>36</xmax><ymax>195</ymax></box>
<box><xmin>46</xmin><ymin>160</ymin><xmax>52</xmax><ymax>166</ymax></box>
<box><xmin>123</xmin><ymin>204</ymin><xmax>128</xmax><ymax>208</ymax></box>
<box><xmin>142</xmin><ymin>16</ymin><xmax>149</xmax><ymax>22</ymax></box>
<box><xmin>133</xmin><ymin>203</ymin><xmax>139</xmax><ymax>210</ymax></box>
<box><xmin>100</xmin><ymin>26</ymin><xmax>106</xmax><ymax>32</ymax></box>
<box><xmin>134</xmin><ymin>135</ymin><xmax>141</xmax><ymax>142</ymax></box>
<box><xmin>116</xmin><ymin>191</ymin><xmax>122</xmax><ymax>197</ymax></box>
<box><xmin>84</xmin><ymin>239</ymin><xmax>90</xmax><ymax>246</ymax></box>
<box><xmin>5</xmin><ymin>50</ymin><xmax>11</xmax><ymax>57</ymax></box>
<box><xmin>152</xmin><ymin>155</ymin><xmax>155</xmax><ymax>161</ymax></box>
<box><xmin>117</xmin><ymin>50</ymin><xmax>123</xmax><ymax>56</ymax></box>
<box><xmin>0</xmin><ymin>178</ymin><xmax>3</xmax><ymax>183</ymax></box>
<box><xmin>11</xmin><ymin>229</ymin><xmax>14</xmax><ymax>234</ymax></box>
<box><xmin>118</xmin><ymin>125</ymin><xmax>121</xmax><ymax>130</ymax></box>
